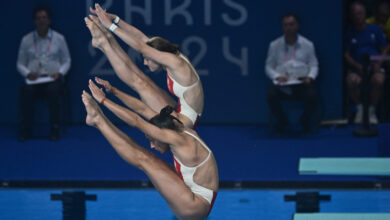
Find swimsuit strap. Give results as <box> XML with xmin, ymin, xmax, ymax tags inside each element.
<box><xmin>183</xmin><ymin>130</ymin><xmax>211</xmax><ymax>168</ymax></box>
<box><xmin>167</xmin><ymin>54</ymin><xmax>200</xmax><ymax>88</ymax></box>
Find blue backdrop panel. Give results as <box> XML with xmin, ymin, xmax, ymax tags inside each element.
<box><xmin>0</xmin><ymin>0</ymin><xmax>343</xmax><ymax>124</ymax></box>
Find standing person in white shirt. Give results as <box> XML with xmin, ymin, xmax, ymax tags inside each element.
<box><xmin>17</xmin><ymin>6</ymin><xmax>71</xmax><ymax>141</ymax></box>
<box><xmin>265</xmin><ymin>14</ymin><xmax>319</xmax><ymax>134</ymax></box>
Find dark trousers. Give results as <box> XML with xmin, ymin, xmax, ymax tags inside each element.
<box><xmin>18</xmin><ymin>80</ymin><xmax>63</xmax><ymax>135</ymax></box>
<box><xmin>267</xmin><ymin>83</ymin><xmax>318</xmax><ymax>129</ymax></box>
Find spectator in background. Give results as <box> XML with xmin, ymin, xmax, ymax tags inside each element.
<box><xmin>366</xmin><ymin>1</ymin><xmax>390</xmax><ymax>42</ymax></box>
<box><xmin>265</xmin><ymin>14</ymin><xmax>319</xmax><ymax>134</ymax></box>
<box><xmin>345</xmin><ymin>2</ymin><xmax>387</xmax><ymax>125</ymax></box>
<box><xmin>17</xmin><ymin>6</ymin><xmax>71</xmax><ymax>141</ymax></box>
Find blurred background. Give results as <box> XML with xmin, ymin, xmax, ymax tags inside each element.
<box><xmin>1</xmin><ymin>0</ymin><xmax>344</xmax><ymax>124</ymax></box>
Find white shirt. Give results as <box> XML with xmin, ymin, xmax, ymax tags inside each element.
<box><xmin>17</xmin><ymin>29</ymin><xmax>71</xmax><ymax>83</ymax></box>
<box><xmin>265</xmin><ymin>35</ymin><xmax>319</xmax><ymax>82</ymax></box>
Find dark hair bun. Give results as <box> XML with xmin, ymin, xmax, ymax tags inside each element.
<box><xmin>149</xmin><ymin>105</ymin><xmax>183</xmax><ymax>131</ymax></box>
<box><xmin>160</xmin><ymin>106</ymin><xmax>174</xmax><ymax>117</ymax></box>
<box><xmin>172</xmin><ymin>44</ymin><xmax>180</xmax><ymax>52</ymax></box>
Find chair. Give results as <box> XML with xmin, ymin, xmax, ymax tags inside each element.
<box><xmin>268</xmin><ymin>80</ymin><xmax>324</xmax><ymax>135</ymax></box>
<box><xmin>60</xmin><ymin>74</ymin><xmax>72</xmax><ymax>133</ymax></box>
<box><xmin>17</xmin><ymin>74</ymin><xmax>72</xmax><ymax>136</ymax></box>
<box><xmin>269</xmin><ymin>99</ymin><xmax>323</xmax><ymax>134</ymax></box>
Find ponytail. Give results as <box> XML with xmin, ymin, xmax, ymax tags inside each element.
<box><xmin>149</xmin><ymin>106</ymin><xmax>183</xmax><ymax>131</ymax></box>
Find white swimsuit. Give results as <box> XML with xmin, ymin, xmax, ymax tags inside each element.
<box><xmin>166</xmin><ymin>55</ymin><xmax>202</xmax><ymax>127</ymax></box>
<box><xmin>173</xmin><ymin>131</ymin><xmax>217</xmax><ymax>210</ymax></box>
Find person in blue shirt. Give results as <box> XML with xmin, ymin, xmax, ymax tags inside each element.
<box><xmin>345</xmin><ymin>2</ymin><xmax>388</xmax><ymax>125</ymax></box>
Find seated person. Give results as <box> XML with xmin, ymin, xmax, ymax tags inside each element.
<box><xmin>366</xmin><ymin>1</ymin><xmax>390</xmax><ymax>122</ymax></box>
<box><xmin>345</xmin><ymin>2</ymin><xmax>387</xmax><ymax>124</ymax></box>
<box><xmin>366</xmin><ymin>1</ymin><xmax>390</xmax><ymax>42</ymax></box>
<box><xmin>17</xmin><ymin>6</ymin><xmax>71</xmax><ymax>141</ymax></box>
<box><xmin>265</xmin><ymin>13</ymin><xmax>319</xmax><ymax>134</ymax></box>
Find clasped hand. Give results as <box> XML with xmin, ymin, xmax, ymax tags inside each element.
<box><xmin>90</xmin><ymin>3</ymin><xmax>116</xmax><ymax>29</ymax></box>
<box><xmin>88</xmin><ymin>79</ymin><xmax>106</xmax><ymax>103</ymax></box>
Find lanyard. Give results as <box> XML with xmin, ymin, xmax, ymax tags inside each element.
<box><xmin>284</xmin><ymin>44</ymin><xmax>297</xmax><ymax>62</ymax></box>
<box><xmin>33</xmin><ymin>30</ymin><xmax>53</xmax><ymax>56</ymax></box>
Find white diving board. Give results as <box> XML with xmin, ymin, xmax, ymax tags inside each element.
<box><xmin>294</xmin><ymin>213</ymin><xmax>390</xmax><ymax>220</ymax></box>
<box><xmin>299</xmin><ymin>158</ymin><xmax>390</xmax><ymax>175</ymax></box>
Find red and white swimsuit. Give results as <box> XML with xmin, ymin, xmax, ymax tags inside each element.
<box><xmin>173</xmin><ymin>130</ymin><xmax>217</xmax><ymax>215</ymax></box>
<box><xmin>167</xmin><ymin>55</ymin><xmax>201</xmax><ymax>127</ymax></box>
